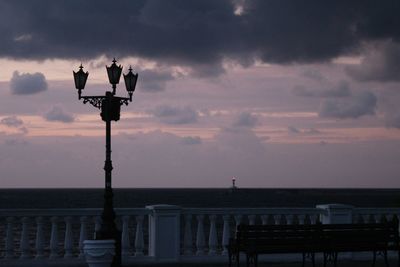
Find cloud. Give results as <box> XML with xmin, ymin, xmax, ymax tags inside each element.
<box><xmin>152</xmin><ymin>105</ymin><xmax>198</xmax><ymax>124</ymax></box>
<box><xmin>346</xmin><ymin>41</ymin><xmax>400</xmax><ymax>82</ymax></box>
<box><xmin>385</xmin><ymin>114</ymin><xmax>400</xmax><ymax>129</ymax></box>
<box><xmin>232</xmin><ymin>112</ymin><xmax>258</xmax><ymax>128</ymax></box>
<box><xmin>9</xmin><ymin>71</ymin><xmax>48</xmax><ymax>95</ymax></box>
<box><xmin>0</xmin><ymin>116</ymin><xmax>23</xmax><ymax>127</ymax></box>
<box><xmin>288</xmin><ymin>126</ymin><xmax>321</xmax><ymax>135</ymax></box>
<box><xmin>318</xmin><ymin>91</ymin><xmax>377</xmax><ymax>119</ymax></box>
<box><xmin>181</xmin><ymin>136</ymin><xmax>202</xmax><ymax>145</ymax></box>
<box><xmin>1</xmin><ymin>1</ymin><xmax>400</xmax><ymax>74</ymax></box>
<box><xmin>292</xmin><ymin>81</ymin><xmax>351</xmax><ymax>98</ymax></box>
<box><xmin>288</xmin><ymin>126</ymin><xmax>300</xmax><ymax>134</ymax></box>
<box><xmin>44</xmin><ymin>106</ymin><xmax>74</xmax><ymax>123</ymax></box>
<box><xmin>301</xmin><ymin>69</ymin><xmax>327</xmax><ymax>82</ymax></box>
<box><xmin>139</xmin><ymin>69</ymin><xmax>174</xmax><ymax>92</ymax></box>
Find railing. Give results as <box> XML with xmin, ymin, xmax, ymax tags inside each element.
<box><xmin>180</xmin><ymin>207</ymin><xmax>321</xmax><ymax>257</ymax></box>
<box><xmin>0</xmin><ymin>208</ymin><xmax>150</xmax><ymax>260</ymax></box>
<box><xmin>1</xmin><ymin>204</ymin><xmax>400</xmax><ymax>264</ymax></box>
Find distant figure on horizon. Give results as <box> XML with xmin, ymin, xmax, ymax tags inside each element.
<box><xmin>230</xmin><ymin>176</ymin><xmax>238</xmax><ymax>191</ymax></box>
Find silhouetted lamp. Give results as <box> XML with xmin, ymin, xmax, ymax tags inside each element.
<box><xmin>123</xmin><ymin>66</ymin><xmax>138</xmax><ymax>101</ymax></box>
<box><xmin>106</xmin><ymin>58</ymin><xmax>123</xmax><ymax>94</ymax></box>
<box><xmin>73</xmin><ymin>64</ymin><xmax>89</xmax><ymax>99</ymax></box>
<box><xmin>72</xmin><ymin>58</ymin><xmax>138</xmax><ymax>267</ymax></box>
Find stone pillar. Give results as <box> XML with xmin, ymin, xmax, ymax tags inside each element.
<box><xmin>20</xmin><ymin>217</ymin><xmax>30</xmax><ymax>259</ymax></box>
<box><xmin>121</xmin><ymin>216</ymin><xmax>131</xmax><ymax>257</ymax></box>
<box><xmin>146</xmin><ymin>205</ymin><xmax>181</xmax><ymax>262</ymax></box>
<box><xmin>317</xmin><ymin>204</ymin><xmax>354</xmax><ymax>224</ymax></box>
<box><xmin>35</xmin><ymin>217</ymin><xmax>45</xmax><ymax>259</ymax></box>
<box><xmin>64</xmin><ymin>216</ymin><xmax>74</xmax><ymax>258</ymax></box>
<box><xmin>135</xmin><ymin>215</ymin><xmax>144</xmax><ymax>257</ymax></box>
<box><xmin>208</xmin><ymin>215</ymin><xmax>218</xmax><ymax>255</ymax></box>
<box><xmin>221</xmin><ymin>215</ymin><xmax>230</xmax><ymax>255</ymax></box>
<box><xmin>50</xmin><ymin>216</ymin><xmax>59</xmax><ymax>259</ymax></box>
<box><xmin>5</xmin><ymin>217</ymin><xmax>15</xmax><ymax>259</ymax></box>
<box><xmin>195</xmin><ymin>215</ymin><xmax>205</xmax><ymax>255</ymax></box>
<box><xmin>79</xmin><ymin>216</ymin><xmax>88</xmax><ymax>259</ymax></box>
<box><xmin>248</xmin><ymin>215</ymin><xmax>256</xmax><ymax>225</ymax></box>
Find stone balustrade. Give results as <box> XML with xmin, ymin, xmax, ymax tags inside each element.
<box><xmin>1</xmin><ymin>205</ymin><xmax>400</xmax><ymax>265</ymax></box>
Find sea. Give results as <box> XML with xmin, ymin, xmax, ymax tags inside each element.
<box><xmin>1</xmin><ymin>188</ymin><xmax>400</xmax><ymax>209</ymax></box>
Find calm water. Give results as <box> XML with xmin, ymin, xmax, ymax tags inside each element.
<box><xmin>1</xmin><ymin>188</ymin><xmax>400</xmax><ymax>209</ymax></box>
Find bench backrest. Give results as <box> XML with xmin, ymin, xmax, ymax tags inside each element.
<box><xmin>235</xmin><ymin>217</ymin><xmax>399</xmax><ymax>251</ymax></box>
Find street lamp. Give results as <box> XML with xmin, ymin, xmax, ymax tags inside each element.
<box><xmin>73</xmin><ymin>58</ymin><xmax>138</xmax><ymax>267</ymax></box>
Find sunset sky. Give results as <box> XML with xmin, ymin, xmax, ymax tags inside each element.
<box><xmin>1</xmin><ymin>0</ymin><xmax>400</xmax><ymax>188</ymax></box>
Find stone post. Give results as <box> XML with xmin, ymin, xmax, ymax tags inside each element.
<box><xmin>146</xmin><ymin>205</ymin><xmax>181</xmax><ymax>262</ymax></box>
<box><xmin>317</xmin><ymin>204</ymin><xmax>354</xmax><ymax>224</ymax></box>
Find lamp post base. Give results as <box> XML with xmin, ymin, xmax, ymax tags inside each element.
<box><xmin>84</xmin><ymin>239</ymin><xmax>115</xmax><ymax>267</ymax></box>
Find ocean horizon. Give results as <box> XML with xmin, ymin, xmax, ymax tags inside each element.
<box><xmin>1</xmin><ymin>188</ymin><xmax>400</xmax><ymax>209</ymax></box>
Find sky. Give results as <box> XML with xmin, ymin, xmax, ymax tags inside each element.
<box><xmin>1</xmin><ymin>0</ymin><xmax>400</xmax><ymax>188</ymax></box>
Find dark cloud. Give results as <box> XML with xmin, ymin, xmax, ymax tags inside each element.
<box><xmin>346</xmin><ymin>41</ymin><xmax>400</xmax><ymax>82</ymax></box>
<box><xmin>318</xmin><ymin>91</ymin><xmax>377</xmax><ymax>119</ymax></box>
<box><xmin>0</xmin><ymin>116</ymin><xmax>23</xmax><ymax>127</ymax></box>
<box><xmin>9</xmin><ymin>71</ymin><xmax>47</xmax><ymax>95</ymax></box>
<box><xmin>292</xmin><ymin>81</ymin><xmax>351</xmax><ymax>98</ymax></box>
<box><xmin>1</xmin><ymin>1</ymin><xmax>400</xmax><ymax>73</ymax></box>
<box><xmin>232</xmin><ymin>112</ymin><xmax>258</xmax><ymax>128</ymax></box>
<box><xmin>152</xmin><ymin>105</ymin><xmax>198</xmax><ymax>124</ymax></box>
<box><xmin>44</xmin><ymin>106</ymin><xmax>74</xmax><ymax>123</ymax></box>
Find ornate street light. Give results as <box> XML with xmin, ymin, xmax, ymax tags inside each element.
<box><xmin>73</xmin><ymin>64</ymin><xmax>88</xmax><ymax>99</ymax></box>
<box><xmin>73</xmin><ymin>59</ymin><xmax>138</xmax><ymax>267</ymax></box>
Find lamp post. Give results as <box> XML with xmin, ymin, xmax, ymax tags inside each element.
<box><xmin>73</xmin><ymin>59</ymin><xmax>138</xmax><ymax>267</ymax></box>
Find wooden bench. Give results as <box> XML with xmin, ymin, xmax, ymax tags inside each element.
<box><xmin>228</xmin><ymin>218</ymin><xmax>400</xmax><ymax>267</ymax></box>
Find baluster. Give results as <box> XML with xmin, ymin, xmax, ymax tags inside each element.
<box><xmin>286</xmin><ymin>215</ymin><xmax>293</xmax><ymax>225</ymax></box>
<box><xmin>356</xmin><ymin>214</ymin><xmax>364</xmax><ymax>224</ymax></box>
<box><xmin>267</xmin><ymin>214</ymin><xmax>275</xmax><ymax>225</ymax></box>
<box><xmin>135</xmin><ymin>215</ymin><xmax>144</xmax><ymax>257</ymax></box>
<box><xmin>303</xmin><ymin>214</ymin><xmax>311</xmax><ymax>225</ymax></box>
<box><xmin>261</xmin><ymin>215</ymin><xmax>268</xmax><ymax>225</ymax></box>
<box><xmin>298</xmin><ymin>214</ymin><xmax>305</xmax><ymax>225</ymax></box>
<box><xmin>94</xmin><ymin>216</ymin><xmax>101</xmax><ymax>238</ymax></box>
<box><xmin>183</xmin><ymin>214</ymin><xmax>193</xmax><ymax>255</ymax></box>
<box><xmin>362</xmin><ymin>214</ymin><xmax>369</xmax><ymax>224</ymax></box>
<box><xmin>311</xmin><ymin>214</ymin><xmax>319</xmax><ymax>224</ymax></box>
<box><xmin>79</xmin><ymin>216</ymin><xmax>88</xmax><ymax>258</ymax></box>
<box><xmin>20</xmin><ymin>217</ymin><xmax>31</xmax><ymax>259</ymax></box>
<box><xmin>196</xmin><ymin>215</ymin><xmax>205</xmax><ymax>255</ymax></box>
<box><xmin>5</xmin><ymin>217</ymin><xmax>15</xmax><ymax>259</ymax></box>
<box><xmin>208</xmin><ymin>215</ymin><xmax>218</xmax><ymax>255</ymax></box>
<box><xmin>292</xmin><ymin>215</ymin><xmax>299</xmax><ymax>225</ymax></box>
<box><xmin>279</xmin><ymin>214</ymin><xmax>287</xmax><ymax>225</ymax></box>
<box><xmin>273</xmin><ymin>214</ymin><xmax>280</xmax><ymax>225</ymax></box>
<box><xmin>380</xmin><ymin>214</ymin><xmax>387</xmax><ymax>223</ymax></box>
<box><xmin>368</xmin><ymin>214</ymin><xmax>376</xmax><ymax>223</ymax></box>
<box><xmin>64</xmin><ymin>216</ymin><xmax>73</xmax><ymax>258</ymax></box>
<box><xmin>50</xmin><ymin>216</ymin><xmax>59</xmax><ymax>259</ymax></box>
<box><xmin>221</xmin><ymin>215</ymin><xmax>230</xmax><ymax>255</ymax></box>
<box><xmin>234</xmin><ymin>215</ymin><xmax>242</xmax><ymax>229</ymax></box>
<box><xmin>248</xmin><ymin>215</ymin><xmax>256</xmax><ymax>225</ymax></box>
<box><xmin>121</xmin><ymin>216</ymin><xmax>130</xmax><ymax>257</ymax></box>
<box><xmin>35</xmin><ymin>217</ymin><xmax>45</xmax><ymax>259</ymax></box>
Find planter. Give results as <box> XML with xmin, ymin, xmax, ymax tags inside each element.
<box><xmin>83</xmin><ymin>239</ymin><xmax>115</xmax><ymax>267</ymax></box>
